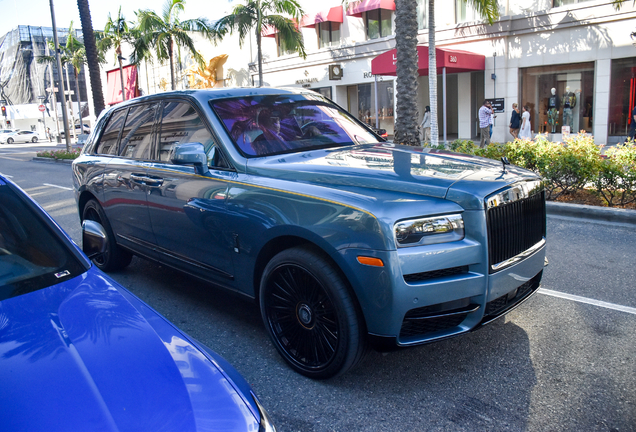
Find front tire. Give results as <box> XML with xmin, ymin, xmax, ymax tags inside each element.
<box><xmin>7</xmin><ymin>138</ymin><xmax>13</xmax><ymax>144</ymax></box>
<box><xmin>260</xmin><ymin>246</ymin><xmax>366</xmax><ymax>379</ymax></box>
<box><xmin>82</xmin><ymin>199</ymin><xmax>133</xmax><ymax>271</ymax></box>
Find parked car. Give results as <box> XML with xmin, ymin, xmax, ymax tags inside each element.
<box><xmin>0</xmin><ymin>174</ymin><xmax>276</xmax><ymax>431</ymax></box>
<box><xmin>72</xmin><ymin>88</ymin><xmax>547</xmax><ymax>379</ymax></box>
<box><xmin>0</xmin><ymin>130</ymin><xmax>39</xmax><ymax>144</ymax></box>
<box><xmin>59</xmin><ymin>123</ymin><xmax>91</xmax><ymax>138</ymax></box>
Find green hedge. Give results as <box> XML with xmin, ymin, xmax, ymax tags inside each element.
<box><xmin>441</xmin><ymin>133</ymin><xmax>636</xmax><ymax>207</ymax></box>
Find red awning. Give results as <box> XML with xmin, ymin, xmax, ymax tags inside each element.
<box><xmin>347</xmin><ymin>0</ymin><xmax>395</xmax><ymax>17</ymax></box>
<box><xmin>106</xmin><ymin>64</ymin><xmax>139</xmax><ymax>105</ymax></box>
<box><xmin>301</xmin><ymin>6</ymin><xmax>344</xmax><ymax>28</ymax></box>
<box><xmin>371</xmin><ymin>46</ymin><xmax>485</xmax><ymax>76</ymax></box>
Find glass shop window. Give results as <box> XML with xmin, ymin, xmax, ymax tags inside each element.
<box><xmin>608</xmin><ymin>57</ymin><xmax>636</xmax><ymax>137</ymax></box>
<box><xmin>519</xmin><ymin>62</ymin><xmax>595</xmax><ymax>135</ymax></box>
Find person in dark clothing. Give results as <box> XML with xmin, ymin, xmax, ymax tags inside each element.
<box><xmin>629</xmin><ymin>106</ymin><xmax>636</xmax><ymax>141</ymax></box>
<box><xmin>509</xmin><ymin>103</ymin><xmax>521</xmax><ymax>140</ymax></box>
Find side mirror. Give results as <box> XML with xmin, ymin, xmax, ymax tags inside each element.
<box><xmin>170</xmin><ymin>142</ymin><xmax>209</xmax><ymax>175</ymax></box>
<box><xmin>82</xmin><ymin>220</ymin><xmax>107</xmax><ymax>259</ymax></box>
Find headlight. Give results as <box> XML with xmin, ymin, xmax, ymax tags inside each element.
<box><xmin>394</xmin><ymin>214</ymin><xmax>464</xmax><ymax>247</ymax></box>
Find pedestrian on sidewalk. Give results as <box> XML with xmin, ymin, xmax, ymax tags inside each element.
<box><xmin>519</xmin><ymin>106</ymin><xmax>532</xmax><ymax>140</ymax></box>
<box><xmin>479</xmin><ymin>100</ymin><xmax>492</xmax><ymax>148</ymax></box>
<box><xmin>420</xmin><ymin>106</ymin><xmax>431</xmax><ymax>143</ymax></box>
<box><xmin>46</xmin><ymin>127</ymin><xmax>51</xmax><ymax>142</ymax></box>
<box><xmin>509</xmin><ymin>103</ymin><xmax>521</xmax><ymax>140</ymax></box>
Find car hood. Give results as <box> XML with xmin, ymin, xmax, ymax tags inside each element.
<box><xmin>247</xmin><ymin>143</ymin><xmax>539</xmax><ymax>210</ymax></box>
<box><xmin>0</xmin><ymin>268</ymin><xmax>258</xmax><ymax>431</ymax></box>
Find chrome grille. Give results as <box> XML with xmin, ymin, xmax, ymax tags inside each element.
<box><xmin>486</xmin><ymin>183</ymin><xmax>546</xmax><ymax>273</ymax></box>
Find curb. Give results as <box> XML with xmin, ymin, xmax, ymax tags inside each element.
<box><xmin>32</xmin><ymin>157</ymin><xmax>74</xmax><ymax>165</ymax></box>
<box><xmin>546</xmin><ymin>201</ymin><xmax>636</xmax><ymax>225</ymax></box>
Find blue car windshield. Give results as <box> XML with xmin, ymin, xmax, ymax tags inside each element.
<box><xmin>0</xmin><ymin>180</ymin><xmax>86</xmax><ymax>301</ymax></box>
<box><xmin>210</xmin><ymin>94</ymin><xmax>381</xmax><ymax>157</ymax></box>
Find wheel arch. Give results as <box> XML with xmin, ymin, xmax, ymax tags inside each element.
<box><xmin>77</xmin><ymin>190</ymin><xmax>98</xmax><ymax>222</ymax></box>
<box><xmin>252</xmin><ymin>235</ymin><xmax>367</xmax><ymax>334</ymax></box>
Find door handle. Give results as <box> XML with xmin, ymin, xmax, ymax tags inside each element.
<box><xmin>130</xmin><ymin>174</ymin><xmax>147</xmax><ymax>184</ymax></box>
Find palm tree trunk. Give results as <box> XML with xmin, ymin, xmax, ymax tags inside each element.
<box><xmin>428</xmin><ymin>0</ymin><xmax>438</xmax><ymax>147</ymax></box>
<box><xmin>76</xmin><ymin>0</ymin><xmax>105</xmax><ymax>116</ymax></box>
<box><xmin>74</xmin><ymin>68</ymin><xmax>83</xmax><ymax>134</ymax></box>
<box><xmin>256</xmin><ymin>33</ymin><xmax>263</xmax><ymax>87</ymax></box>
<box><xmin>117</xmin><ymin>45</ymin><xmax>126</xmax><ymax>102</ymax></box>
<box><xmin>169</xmin><ymin>38</ymin><xmax>176</xmax><ymax>90</ymax></box>
<box><xmin>394</xmin><ymin>0</ymin><xmax>419</xmax><ymax>146</ymax></box>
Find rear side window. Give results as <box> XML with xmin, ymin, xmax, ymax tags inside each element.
<box><xmin>119</xmin><ymin>103</ymin><xmax>158</xmax><ymax>159</ymax></box>
<box><xmin>158</xmin><ymin>101</ymin><xmax>225</xmax><ymax>167</ymax></box>
<box><xmin>97</xmin><ymin>108</ymin><xmax>127</xmax><ymax>155</ymax></box>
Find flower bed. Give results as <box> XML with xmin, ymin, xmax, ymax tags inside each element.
<box><xmin>36</xmin><ymin>148</ymin><xmax>81</xmax><ymax>160</ymax></box>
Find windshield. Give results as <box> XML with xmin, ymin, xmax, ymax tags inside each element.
<box><xmin>210</xmin><ymin>93</ymin><xmax>381</xmax><ymax>157</ymax></box>
<box><xmin>0</xmin><ymin>180</ymin><xmax>86</xmax><ymax>301</ymax></box>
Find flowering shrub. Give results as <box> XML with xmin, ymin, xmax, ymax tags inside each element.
<box><xmin>36</xmin><ymin>149</ymin><xmax>81</xmax><ymax>160</ymax></box>
<box><xmin>448</xmin><ymin>133</ymin><xmax>635</xmax><ymax>207</ymax></box>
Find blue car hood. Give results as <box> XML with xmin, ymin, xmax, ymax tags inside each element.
<box><xmin>0</xmin><ymin>268</ymin><xmax>258</xmax><ymax>432</ymax></box>
<box><xmin>248</xmin><ymin>143</ymin><xmax>539</xmax><ymax>209</ymax></box>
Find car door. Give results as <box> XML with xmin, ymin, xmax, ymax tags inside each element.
<box><xmin>145</xmin><ymin>99</ymin><xmax>236</xmax><ymax>283</ymax></box>
<box><xmin>101</xmin><ymin>103</ymin><xmax>159</xmax><ymax>252</ymax></box>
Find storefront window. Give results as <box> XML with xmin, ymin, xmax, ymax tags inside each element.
<box><xmin>318</xmin><ymin>22</ymin><xmax>340</xmax><ymax>48</ymax></box>
<box><xmin>355</xmin><ymin>81</ymin><xmax>394</xmax><ymax>134</ymax></box>
<box><xmin>276</xmin><ymin>34</ymin><xmax>297</xmax><ymax>57</ymax></box>
<box><xmin>608</xmin><ymin>57</ymin><xmax>636</xmax><ymax>136</ymax></box>
<box><xmin>519</xmin><ymin>62</ymin><xmax>594</xmax><ymax>135</ymax></box>
<box><xmin>365</xmin><ymin>9</ymin><xmax>392</xmax><ymax>40</ymax></box>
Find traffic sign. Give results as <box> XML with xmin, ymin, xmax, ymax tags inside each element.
<box><xmin>38</xmin><ymin>105</ymin><xmax>46</xmax><ymax>112</ymax></box>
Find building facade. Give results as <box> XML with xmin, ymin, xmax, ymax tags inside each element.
<box><xmin>0</xmin><ymin>25</ymin><xmax>89</xmax><ymax>137</ymax></box>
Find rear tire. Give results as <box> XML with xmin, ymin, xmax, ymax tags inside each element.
<box><xmin>82</xmin><ymin>199</ymin><xmax>133</xmax><ymax>271</ymax></box>
<box><xmin>7</xmin><ymin>138</ymin><xmax>13</xmax><ymax>144</ymax></box>
<box><xmin>260</xmin><ymin>245</ymin><xmax>367</xmax><ymax>379</ymax></box>
<box><xmin>32</xmin><ymin>137</ymin><xmax>38</xmax><ymax>143</ymax></box>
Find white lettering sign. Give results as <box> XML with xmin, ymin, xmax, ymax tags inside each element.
<box><xmin>449</xmin><ymin>55</ymin><xmax>458</xmax><ymax>63</ymax></box>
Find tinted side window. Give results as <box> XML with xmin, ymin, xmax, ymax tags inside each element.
<box><xmin>97</xmin><ymin>108</ymin><xmax>127</xmax><ymax>155</ymax></box>
<box><xmin>119</xmin><ymin>103</ymin><xmax>158</xmax><ymax>159</ymax></box>
<box><xmin>158</xmin><ymin>101</ymin><xmax>227</xmax><ymax>167</ymax></box>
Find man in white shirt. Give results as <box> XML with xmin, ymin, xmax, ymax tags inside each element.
<box><xmin>478</xmin><ymin>100</ymin><xmax>492</xmax><ymax>148</ymax></box>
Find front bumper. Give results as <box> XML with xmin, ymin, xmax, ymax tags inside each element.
<box><xmin>339</xmin><ymin>238</ymin><xmax>546</xmax><ymax>350</ymax></box>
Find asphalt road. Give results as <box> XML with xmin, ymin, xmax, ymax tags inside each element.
<box><xmin>1</xmin><ymin>144</ymin><xmax>635</xmax><ymax>432</ymax></box>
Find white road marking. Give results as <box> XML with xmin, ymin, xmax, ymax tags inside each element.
<box><xmin>539</xmin><ymin>288</ymin><xmax>636</xmax><ymax>315</ymax></box>
<box><xmin>43</xmin><ymin>183</ymin><xmax>73</xmax><ymax>191</ymax></box>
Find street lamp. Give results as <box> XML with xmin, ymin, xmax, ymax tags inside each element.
<box><xmin>48</xmin><ymin>0</ymin><xmax>71</xmax><ymax>151</ymax></box>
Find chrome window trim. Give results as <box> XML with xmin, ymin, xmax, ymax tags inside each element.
<box><xmin>485</xmin><ymin>180</ymin><xmax>543</xmax><ymax>209</ymax></box>
<box><xmin>490</xmin><ymin>238</ymin><xmax>545</xmax><ymax>271</ymax></box>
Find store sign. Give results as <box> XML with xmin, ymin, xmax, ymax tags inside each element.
<box><xmin>363</xmin><ymin>72</ymin><xmax>383</xmax><ymax>81</ymax></box>
<box><xmin>486</xmin><ymin>98</ymin><xmax>505</xmax><ymax>113</ymax></box>
<box><xmin>449</xmin><ymin>55</ymin><xmax>458</xmax><ymax>63</ymax></box>
<box><xmin>295</xmin><ymin>78</ymin><xmax>318</xmax><ymax>85</ymax></box>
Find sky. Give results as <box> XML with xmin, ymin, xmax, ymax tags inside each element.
<box><xmin>0</xmin><ymin>0</ymin><xmax>233</xmax><ymax>37</ymax></box>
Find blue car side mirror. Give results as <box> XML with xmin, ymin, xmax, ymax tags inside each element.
<box><xmin>82</xmin><ymin>220</ymin><xmax>107</xmax><ymax>259</ymax></box>
<box><xmin>170</xmin><ymin>142</ymin><xmax>210</xmax><ymax>176</ymax></box>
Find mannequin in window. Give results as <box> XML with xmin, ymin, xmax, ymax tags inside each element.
<box><xmin>562</xmin><ymin>86</ymin><xmax>577</xmax><ymax>130</ymax></box>
<box><xmin>548</xmin><ymin>87</ymin><xmax>559</xmax><ymax>133</ymax></box>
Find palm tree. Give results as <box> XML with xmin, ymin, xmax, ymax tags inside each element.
<box><xmin>65</xmin><ymin>23</ymin><xmax>87</xmax><ymax>135</ymax></box>
<box><xmin>423</xmin><ymin>0</ymin><xmax>499</xmax><ymax>147</ymax></box>
<box><xmin>98</xmin><ymin>7</ymin><xmax>134</xmax><ymax>101</ymax></box>
<box><xmin>134</xmin><ymin>0</ymin><xmax>216</xmax><ymax>91</ymax></box>
<box><xmin>212</xmin><ymin>0</ymin><xmax>306</xmax><ymax>87</ymax></box>
<box><xmin>77</xmin><ymin>0</ymin><xmax>105</xmax><ymax>116</ymax></box>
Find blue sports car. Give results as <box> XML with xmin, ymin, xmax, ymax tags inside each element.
<box><xmin>0</xmin><ymin>174</ymin><xmax>275</xmax><ymax>431</ymax></box>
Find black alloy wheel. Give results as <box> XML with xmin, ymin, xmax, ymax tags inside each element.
<box><xmin>260</xmin><ymin>246</ymin><xmax>366</xmax><ymax>379</ymax></box>
<box><xmin>6</xmin><ymin>138</ymin><xmax>13</xmax><ymax>144</ymax></box>
<box><xmin>82</xmin><ymin>199</ymin><xmax>133</xmax><ymax>271</ymax></box>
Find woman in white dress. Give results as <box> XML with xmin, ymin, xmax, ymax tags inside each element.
<box><xmin>519</xmin><ymin>105</ymin><xmax>532</xmax><ymax>140</ymax></box>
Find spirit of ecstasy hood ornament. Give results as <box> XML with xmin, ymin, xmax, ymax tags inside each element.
<box><xmin>501</xmin><ymin>156</ymin><xmax>511</xmax><ymax>173</ymax></box>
